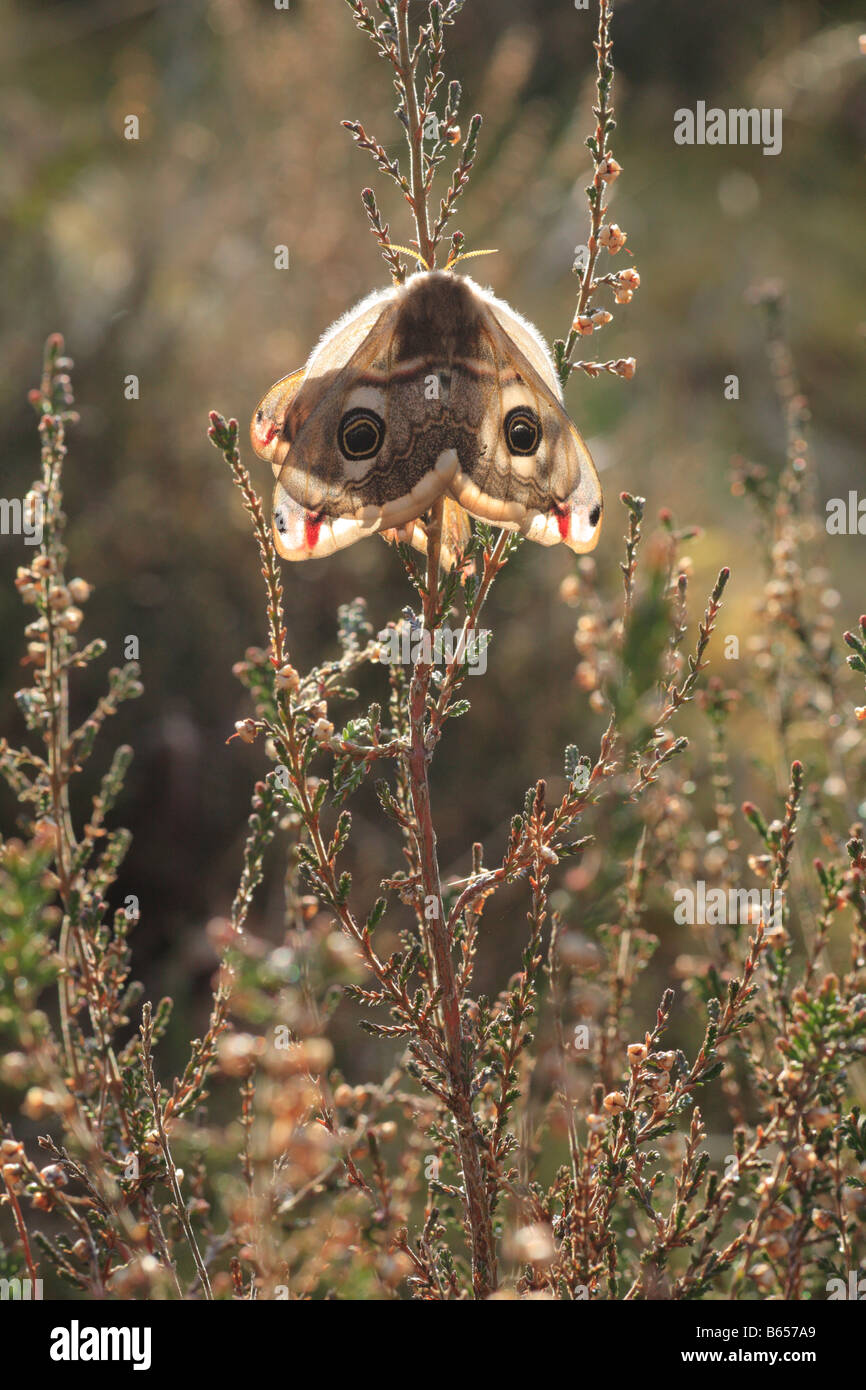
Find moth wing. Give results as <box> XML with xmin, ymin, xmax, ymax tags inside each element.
<box><xmin>477</xmin><ymin>290</ymin><xmax>562</xmax><ymax>394</ymax></box>
<box><xmin>252</xmin><ymin>365</ymin><xmax>375</xmax><ymax>558</ymax></box>
<box><xmin>255</xmin><ymin>289</ymin><xmax>416</xmax><ymax>561</ymax></box>
<box><xmin>440</xmin><ymin>496</ymin><xmax>473</xmax><ymax>566</ymax></box>
<box><xmin>275</xmin><ymin>291</ymin><xmax>456</xmax><ymax>541</ymax></box>
<box><xmin>250</xmin><ymin>289</ymin><xmax>397</xmax><ymax>478</ymax></box>
<box><xmin>251</xmin><ymin>368</ymin><xmax>306</xmax><ymax>478</ymax></box>
<box><xmin>448</xmin><ymin>285</ymin><xmax>603</xmax><ymax>553</ymax></box>
<box><xmin>272</xmin><ymin>477</ymin><xmax>382</xmax><ymax>560</ymax></box>
<box><xmin>381</xmin><ymin>497</ymin><xmax>473</xmax><ymax>571</ymax></box>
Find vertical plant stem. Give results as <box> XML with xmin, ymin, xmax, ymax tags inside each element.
<box><xmin>561</xmin><ymin>0</ymin><xmax>615</xmax><ymax>382</ymax></box>
<box><xmin>2</xmin><ymin>1171</ymin><xmax>39</xmax><ymax>1288</ymax></box>
<box><xmin>142</xmin><ymin>1192</ymin><xmax>185</xmax><ymax>1300</ymax></box>
<box><xmin>37</xmin><ymin>404</ymin><xmax>81</xmax><ymax>1087</ymax></box>
<box><xmin>405</xmin><ymin>496</ymin><xmax>498</xmax><ymax>1298</ymax></box>
<box><xmin>397</xmin><ymin>0</ymin><xmax>435</xmax><ymax>268</ymax></box>
<box><xmin>141</xmin><ymin>1003</ymin><xmax>214</xmax><ymax>1300</ymax></box>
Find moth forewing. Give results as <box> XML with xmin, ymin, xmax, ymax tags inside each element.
<box><xmin>250</xmin><ymin>368</ymin><xmax>306</xmax><ymax>476</ymax></box>
<box><xmin>471</xmin><ymin>283</ymin><xmax>563</xmax><ymax>397</ymax></box>
<box><xmin>249</xmin><ymin>287</ymin><xmax>399</xmax><ymax>478</ymax></box>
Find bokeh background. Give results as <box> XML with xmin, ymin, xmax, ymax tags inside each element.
<box><xmin>1</xmin><ymin>0</ymin><xmax>864</xmax><ymax>1079</ymax></box>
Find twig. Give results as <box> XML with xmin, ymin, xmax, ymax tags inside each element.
<box><xmin>404</xmin><ymin>496</ymin><xmax>498</xmax><ymax>1297</ymax></box>
<box><xmin>140</xmin><ymin>1002</ymin><xmax>214</xmax><ymax>1300</ymax></box>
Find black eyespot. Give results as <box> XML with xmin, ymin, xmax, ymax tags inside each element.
<box><xmin>589</xmin><ymin>503</ymin><xmax>601</xmax><ymax>528</ymax></box>
<box><xmin>339</xmin><ymin>408</ymin><xmax>385</xmax><ymax>460</ymax></box>
<box><xmin>504</xmin><ymin>406</ymin><xmax>541</xmax><ymax>457</ymax></box>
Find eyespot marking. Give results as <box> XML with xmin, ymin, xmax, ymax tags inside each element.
<box><xmin>504</xmin><ymin>406</ymin><xmax>541</xmax><ymax>457</ymax></box>
<box><xmin>339</xmin><ymin>407</ymin><xmax>385</xmax><ymax>461</ymax></box>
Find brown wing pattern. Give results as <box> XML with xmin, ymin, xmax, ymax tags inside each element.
<box><xmin>250</xmin><ymin>271</ymin><xmax>603</xmax><ymax>560</ymax></box>
<box><xmin>446</xmin><ymin>288</ymin><xmax>603</xmax><ymax>551</ymax></box>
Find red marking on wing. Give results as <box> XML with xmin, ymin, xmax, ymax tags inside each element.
<box><xmin>554</xmin><ymin>506</ymin><xmax>570</xmax><ymax>542</ymax></box>
<box><xmin>252</xmin><ymin>418</ymin><xmax>279</xmax><ymax>450</ymax></box>
<box><xmin>304</xmin><ymin>512</ymin><xmax>324</xmax><ymax>551</ymax></box>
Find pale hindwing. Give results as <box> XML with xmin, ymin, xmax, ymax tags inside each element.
<box><xmin>446</xmin><ymin>284</ymin><xmax>603</xmax><ymax>553</ymax></box>
<box><xmin>382</xmin><ymin>496</ymin><xmax>472</xmax><ymax>571</ymax></box>
<box><xmin>272</xmin><ymin>478</ymin><xmax>382</xmax><ymax>560</ymax></box>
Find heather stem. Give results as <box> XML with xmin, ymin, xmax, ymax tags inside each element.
<box><xmin>397</xmin><ymin>0</ymin><xmax>435</xmax><ymax>269</ymax></box>
<box><xmin>405</xmin><ymin>497</ymin><xmax>498</xmax><ymax>1297</ymax></box>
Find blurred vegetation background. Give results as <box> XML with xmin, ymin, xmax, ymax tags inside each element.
<box><xmin>1</xmin><ymin>0</ymin><xmax>864</xmax><ymax>1086</ymax></box>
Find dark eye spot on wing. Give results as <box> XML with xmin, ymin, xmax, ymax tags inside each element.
<box><xmin>339</xmin><ymin>408</ymin><xmax>385</xmax><ymax>460</ymax></box>
<box><xmin>589</xmin><ymin>503</ymin><xmax>601</xmax><ymax>527</ymax></box>
<box><xmin>504</xmin><ymin>406</ymin><xmax>541</xmax><ymax>456</ymax></box>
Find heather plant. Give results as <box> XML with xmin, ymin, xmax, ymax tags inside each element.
<box><xmin>1</xmin><ymin>0</ymin><xmax>864</xmax><ymax>1305</ymax></box>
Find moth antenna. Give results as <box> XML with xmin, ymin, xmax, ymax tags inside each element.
<box><xmin>383</xmin><ymin>243</ymin><xmax>432</xmax><ymax>271</ymax></box>
<box><xmin>445</xmin><ymin>248</ymin><xmax>499</xmax><ymax>270</ymax></box>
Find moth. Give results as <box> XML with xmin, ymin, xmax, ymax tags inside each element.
<box><xmin>250</xmin><ymin>270</ymin><xmax>603</xmax><ymax>564</ymax></box>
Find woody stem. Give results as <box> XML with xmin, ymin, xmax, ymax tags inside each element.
<box><xmin>397</xmin><ymin>0</ymin><xmax>435</xmax><ymax>268</ymax></box>
<box><xmin>405</xmin><ymin>496</ymin><xmax>497</xmax><ymax>1298</ymax></box>
<box><xmin>561</xmin><ymin>0</ymin><xmax>614</xmax><ymax>383</ymax></box>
